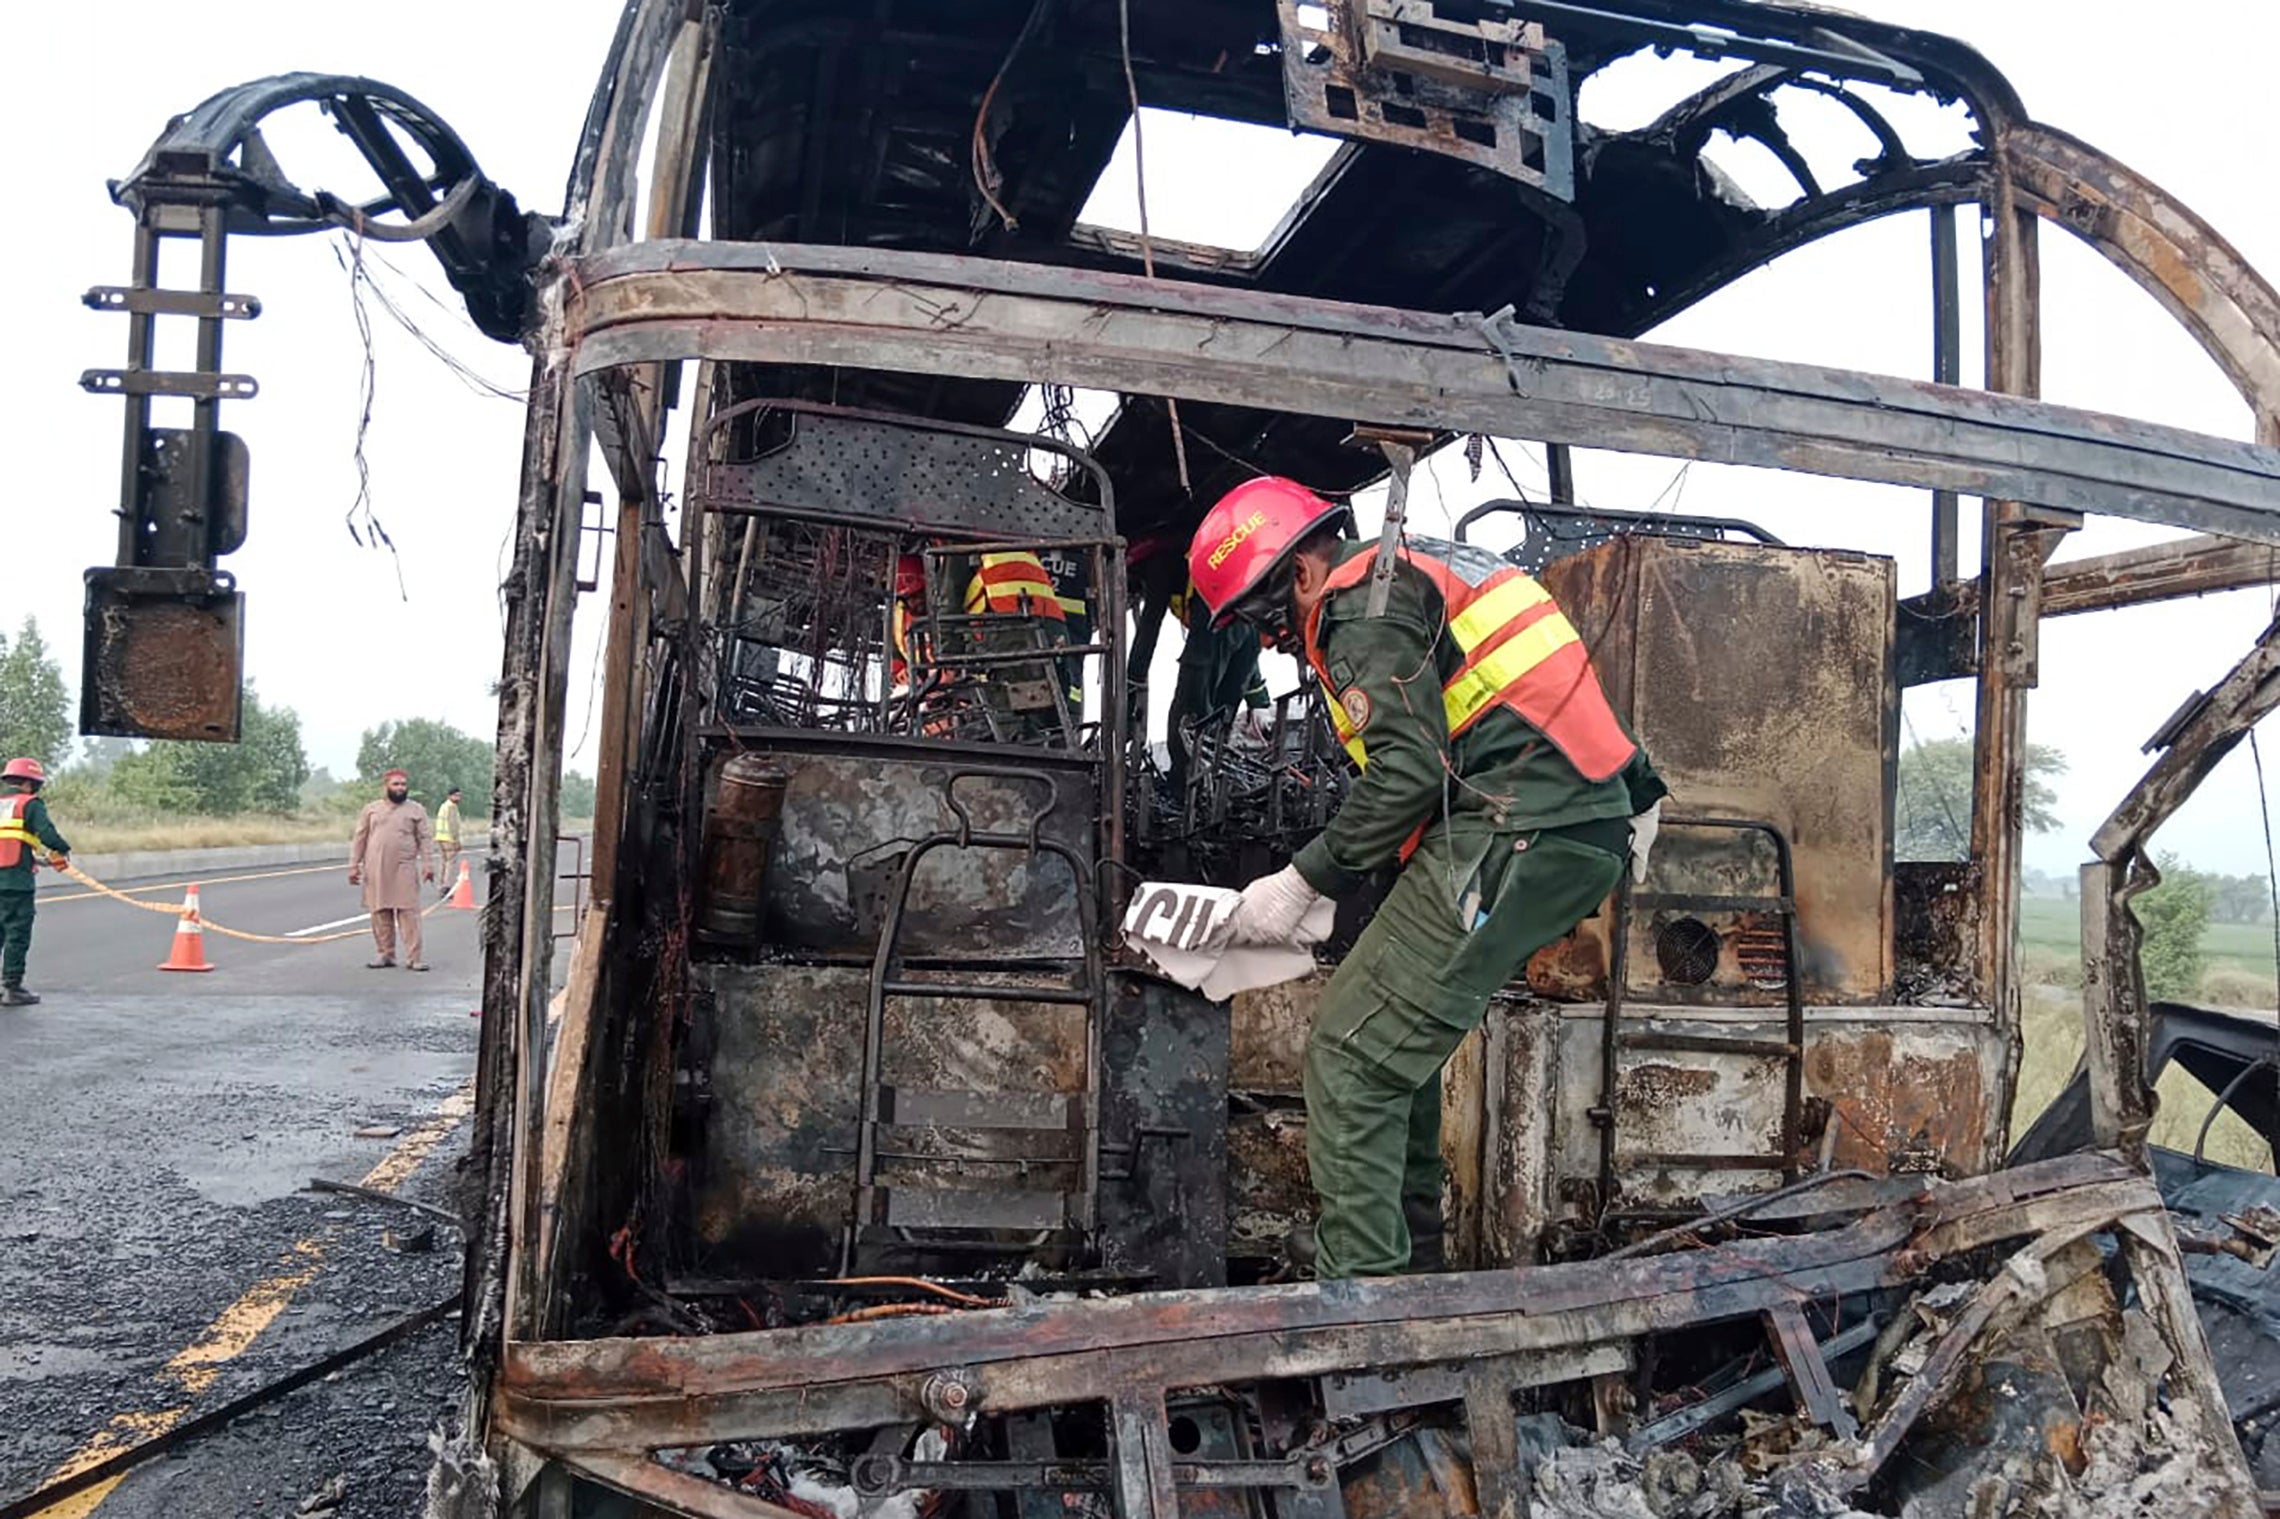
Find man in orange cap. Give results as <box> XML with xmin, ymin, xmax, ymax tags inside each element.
<box><xmin>350</xmin><ymin>768</ymin><xmax>436</xmax><ymax>971</ymax></box>
<box><xmin>1186</xmin><ymin>476</ymin><xmax>1665</xmax><ymax>1278</ymax></box>
<box><xmin>0</xmin><ymin>757</ymin><xmax>70</xmax><ymax>1006</ymax></box>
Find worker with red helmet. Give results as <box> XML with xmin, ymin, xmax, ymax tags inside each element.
<box><xmin>0</xmin><ymin>757</ymin><xmax>72</xmax><ymax>1006</ymax></box>
<box><xmin>1186</xmin><ymin>476</ymin><xmax>1665</xmax><ymax>1278</ymax></box>
<box><xmin>889</xmin><ymin>553</ymin><xmax>929</xmax><ymax>689</ymax></box>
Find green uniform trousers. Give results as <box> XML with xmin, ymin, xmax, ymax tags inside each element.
<box><xmin>1304</xmin><ymin>817</ymin><xmax>1625</xmax><ymax>1278</ymax></box>
<box><xmin>0</xmin><ymin>890</ymin><xmax>34</xmax><ymax>987</ymax></box>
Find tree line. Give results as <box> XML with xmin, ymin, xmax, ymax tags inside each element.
<box><xmin>0</xmin><ymin>614</ymin><xmax>595</xmax><ymax>821</ymax></box>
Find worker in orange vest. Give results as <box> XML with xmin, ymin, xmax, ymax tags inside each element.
<box><xmin>962</xmin><ymin>550</ymin><xmax>1080</xmax><ymax>711</ymax></box>
<box><xmin>0</xmin><ymin>758</ymin><xmax>72</xmax><ymax>1006</ymax></box>
<box><xmin>1186</xmin><ymin>477</ymin><xmax>1666</xmax><ymax>1278</ymax></box>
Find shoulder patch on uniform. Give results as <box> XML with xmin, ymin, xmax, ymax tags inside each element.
<box><xmin>1340</xmin><ymin>686</ymin><xmax>1373</xmax><ymax>731</ymax></box>
<box><xmin>1328</xmin><ymin>655</ymin><xmax>1358</xmax><ymax>687</ymax></box>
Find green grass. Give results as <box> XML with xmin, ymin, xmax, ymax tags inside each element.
<box><xmin>2016</xmin><ymin>987</ymin><xmax>2273</xmax><ymax>1171</ymax></box>
<box><xmin>2019</xmin><ymin>893</ymin><xmax>2280</xmax><ymax>990</ymax></box>
<box><xmin>2015</xmin><ymin>890</ymin><xmax>2277</xmax><ymax>1172</ymax></box>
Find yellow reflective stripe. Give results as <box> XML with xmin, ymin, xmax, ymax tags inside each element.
<box><xmin>965</xmin><ymin>577</ymin><xmax>1059</xmax><ymax>611</ymax></box>
<box><xmin>1320</xmin><ymin>683</ymin><xmax>1371</xmax><ymax>767</ymax></box>
<box><xmin>0</xmin><ymin>825</ymin><xmax>33</xmax><ymax>844</ymax></box>
<box><xmin>1447</xmin><ymin>572</ymin><xmax>1551</xmax><ymax>652</ymax></box>
<box><xmin>1054</xmin><ymin>593</ymin><xmax>1087</xmax><ymax>616</ymax></box>
<box><xmin>1443</xmin><ymin>611</ymin><xmax>1582</xmax><ymax>731</ymax></box>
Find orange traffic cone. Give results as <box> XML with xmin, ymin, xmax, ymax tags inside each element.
<box><xmin>159</xmin><ymin>883</ymin><xmax>216</xmax><ymax>972</ymax></box>
<box><xmin>446</xmin><ymin>858</ymin><xmax>476</xmax><ymax>911</ymax></box>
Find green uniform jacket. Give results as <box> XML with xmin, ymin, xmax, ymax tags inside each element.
<box><xmin>0</xmin><ymin>792</ymin><xmax>71</xmax><ymax>892</ymax></box>
<box><xmin>1291</xmin><ymin>543</ymin><xmax>1666</xmax><ymax>898</ymax></box>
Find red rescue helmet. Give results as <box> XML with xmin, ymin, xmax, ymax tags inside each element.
<box><xmin>3</xmin><ymin>757</ymin><xmax>46</xmax><ymax>784</ymax></box>
<box><xmin>894</xmin><ymin>554</ymin><xmax>927</xmax><ymax>599</ymax></box>
<box><xmin>1185</xmin><ymin>476</ymin><xmax>1349</xmax><ymax>628</ymax></box>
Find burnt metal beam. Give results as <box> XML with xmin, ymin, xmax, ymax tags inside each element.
<box><xmin>2004</xmin><ymin>123</ymin><xmax>2280</xmax><ymax>444</ymax></box>
<box><xmin>1909</xmin><ymin>534</ymin><xmax>2280</xmax><ymax>623</ymax></box>
<box><xmin>564</xmin><ymin>242</ymin><xmax>2280</xmax><ymax>545</ymax></box>
<box><xmin>2083</xmin><ymin>613</ymin><xmax>2280</xmax><ymax>1158</ymax></box>
<box><xmin>495</xmin><ymin>1156</ymin><xmax>2148</xmax><ymax>1454</ymax></box>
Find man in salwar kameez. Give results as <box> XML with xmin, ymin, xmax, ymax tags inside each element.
<box><xmin>350</xmin><ymin>768</ymin><xmax>436</xmax><ymax>970</ymax></box>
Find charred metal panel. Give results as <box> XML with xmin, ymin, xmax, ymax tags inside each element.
<box><xmin>1227</xmin><ymin>1105</ymin><xmax>1312</xmax><ymax>1263</ymax></box>
<box><xmin>1547</xmin><ymin>1007</ymin><xmax>2000</xmax><ymax>1214</ymax></box>
<box><xmin>1895</xmin><ymin>861</ymin><xmax>1981</xmax><ymax>1004</ymax></box>
<box><xmin>1276</xmin><ymin>0</ymin><xmax>1574</xmax><ymax>196</ymax></box>
<box><xmin>1098</xmin><ymin>975</ymin><xmax>1231</xmax><ymax>1290</ymax></box>
<box><xmin>684</xmin><ymin>964</ymin><xmax>1224</xmax><ymax>1286</ymax></box>
<box><xmin>701</xmin><ymin>404</ymin><xmax>1110</xmax><ymax>538</ymax></box>
<box><xmin>1540</xmin><ymin>537</ymin><xmax>1897</xmax><ymax>1006</ymax></box>
<box><xmin>698</xmin><ymin>742</ymin><xmax>1094</xmax><ymax>960</ymax></box>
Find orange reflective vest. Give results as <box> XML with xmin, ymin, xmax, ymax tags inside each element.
<box><xmin>890</xmin><ymin>597</ymin><xmax>919</xmax><ymax>684</ymax></box>
<box><xmin>1302</xmin><ymin>539</ymin><xmax>1636</xmax><ymax>783</ymax></box>
<box><xmin>962</xmin><ymin>553</ymin><xmax>1068</xmax><ymax>621</ymax></box>
<box><xmin>0</xmin><ymin>795</ymin><xmax>41</xmax><ymax>871</ymax></box>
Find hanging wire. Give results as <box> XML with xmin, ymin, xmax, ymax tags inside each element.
<box><xmin>347</xmin><ymin>236</ymin><xmax>527</xmax><ymax>401</ymax></box>
<box><xmin>333</xmin><ymin>232</ymin><xmax>409</xmax><ymax>601</ymax></box>
<box><xmin>2249</xmin><ymin>727</ymin><xmax>2280</xmax><ymax>1167</ymax></box>
<box><xmin>970</xmin><ymin>0</ymin><xmax>1052</xmax><ymax>233</ymax></box>
<box><xmin>1115</xmin><ymin>0</ymin><xmax>1192</xmax><ymax>494</ymax></box>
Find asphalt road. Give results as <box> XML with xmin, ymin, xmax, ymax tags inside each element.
<box><xmin>0</xmin><ymin>854</ymin><xmax>519</xmax><ymax>1519</ymax></box>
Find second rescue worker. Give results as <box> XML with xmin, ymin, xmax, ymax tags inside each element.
<box><xmin>1186</xmin><ymin>476</ymin><xmax>1666</xmax><ymax>1279</ymax></box>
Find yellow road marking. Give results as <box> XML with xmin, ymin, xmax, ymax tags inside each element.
<box><xmin>27</xmin><ymin>1077</ymin><xmax>478</xmax><ymax>1517</ymax></box>
<box><xmin>39</xmin><ymin>861</ymin><xmax>346</xmax><ymax>907</ymax></box>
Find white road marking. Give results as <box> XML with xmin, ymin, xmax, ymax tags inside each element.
<box><xmin>286</xmin><ymin>913</ymin><xmax>370</xmax><ymax>938</ymax></box>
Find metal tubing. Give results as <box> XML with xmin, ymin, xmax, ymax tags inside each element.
<box><xmin>565</xmin><ymin>244</ymin><xmax>2280</xmax><ymax>544</ymax></box>
<box><xmin>1930</xmin><ymin>203</ymin><xmax>1962</xmax><ymax>588</ymax></box>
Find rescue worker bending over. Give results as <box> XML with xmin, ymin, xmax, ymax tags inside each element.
<box><xmin>0</xmin><ymin>758</ymin><xmax>72</xmax><ymax>1007</ymax></box>
<box><xmin>1127</xmin><ymin>532</ymin><xmax>1271</xmax><ymax>788</ymax></box>
<box><xmin>1186</xmin><ymin>477</ymin><xmax>1666</xmax><ymax>1278</ymax></box>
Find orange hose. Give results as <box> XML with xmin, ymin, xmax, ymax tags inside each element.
<box><xmin>816</xmin><ymin>1275</ymin><xmax>999</xmax><ymax>1309</ymax></box>
<box><xmin>824</xmin><ymin>1301</ymin><xmax>956</xmax><ymax>1325</ymax></box>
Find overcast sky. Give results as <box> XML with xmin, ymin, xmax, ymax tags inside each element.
<box><xmin>11</xmin><ymin>1</ymin><xmax>2279</xmax><ymax>878</ymax></box>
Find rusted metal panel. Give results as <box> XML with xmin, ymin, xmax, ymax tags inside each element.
<box><xmin>79</xmin><ymin>573</ymin><xmax>244</xmax><ymax>742</ymax></box>
<box><xmin>1229</xmin><ymin>972</ymin><xmax>1324</xmax><ymax>1094</ymax></box>
<box><xmin>1803</xmin><ymin>1026</ymin><xmax>1995</xmax><ymax>1179</ymax></box>
<box><xmin>1540</xmin><ymin>537</ymin><xmax>1896</xmax><ymax>1006</ymax></box>
<box><xmin>1546</xmin><ymin>1008</ymin><xmax>2000</xmax><ymax>1217</ymax></box>
<box><xmin>563</xmin><ymin>242</ymin><xmax>2280</xmax><ymax>545</ymax></box>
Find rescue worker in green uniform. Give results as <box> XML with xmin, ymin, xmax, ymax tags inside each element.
<box><xmin>0</xmin><ymin>757</ymin><xmax>72</xmax><ymax>1007</ymax></box>
<box><xmin>1127</xmin><ymin>532</ymin><xmax>1272</xmax><ymax>789</ymax></box>
<box><xmin>1185</xmin><ymin>477</ymin><xmax>1665</xmax><ymax>1278</ymax></box>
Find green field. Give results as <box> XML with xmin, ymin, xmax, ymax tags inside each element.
<box><xmin>2018</xmin><ymin>892</ymin><xmax>2280</xmax><ymax>997</ymax></box>
<box><xmin>2012</xmin><ymin>893</ymin><xmax>2275</xmax><ymax>1170</ymax></box>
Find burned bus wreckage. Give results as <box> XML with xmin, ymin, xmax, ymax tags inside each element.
<box><xmin>73</xmin><ymin>0</ymin><xmax>2280</xmax><ymax>1513</ymax></box>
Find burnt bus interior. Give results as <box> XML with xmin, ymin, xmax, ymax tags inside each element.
<box><xmin>78</xmin><ymin>0</ymin><xmax>2280</xmax><ymax>1514</ymax></box>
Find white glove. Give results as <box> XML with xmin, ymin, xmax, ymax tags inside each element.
<box><xmin>1229</xmin><ymin>707</ymin><xmax>1272</xmax><ymax>748</ymax></box>
<box><xmin>1628</xmin><ymin>800</ymin><xmax>1662</xmax><ymax>886</ymax></box>
<box><xmin>1227</xmin><ymin>864</ymin><xmax>1326</xmax><ymax>947</ymax></box>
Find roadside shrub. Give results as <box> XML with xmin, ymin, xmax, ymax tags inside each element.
<box><xmin>2020</xmin><ymin>947</ymin><xmax>2082</xmax><ymax>990</ymax></box>
<box><xmin>2199</xmin><ymin>967</ymin><xmax>2278</xmax><ymax>1010</ymax></box>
